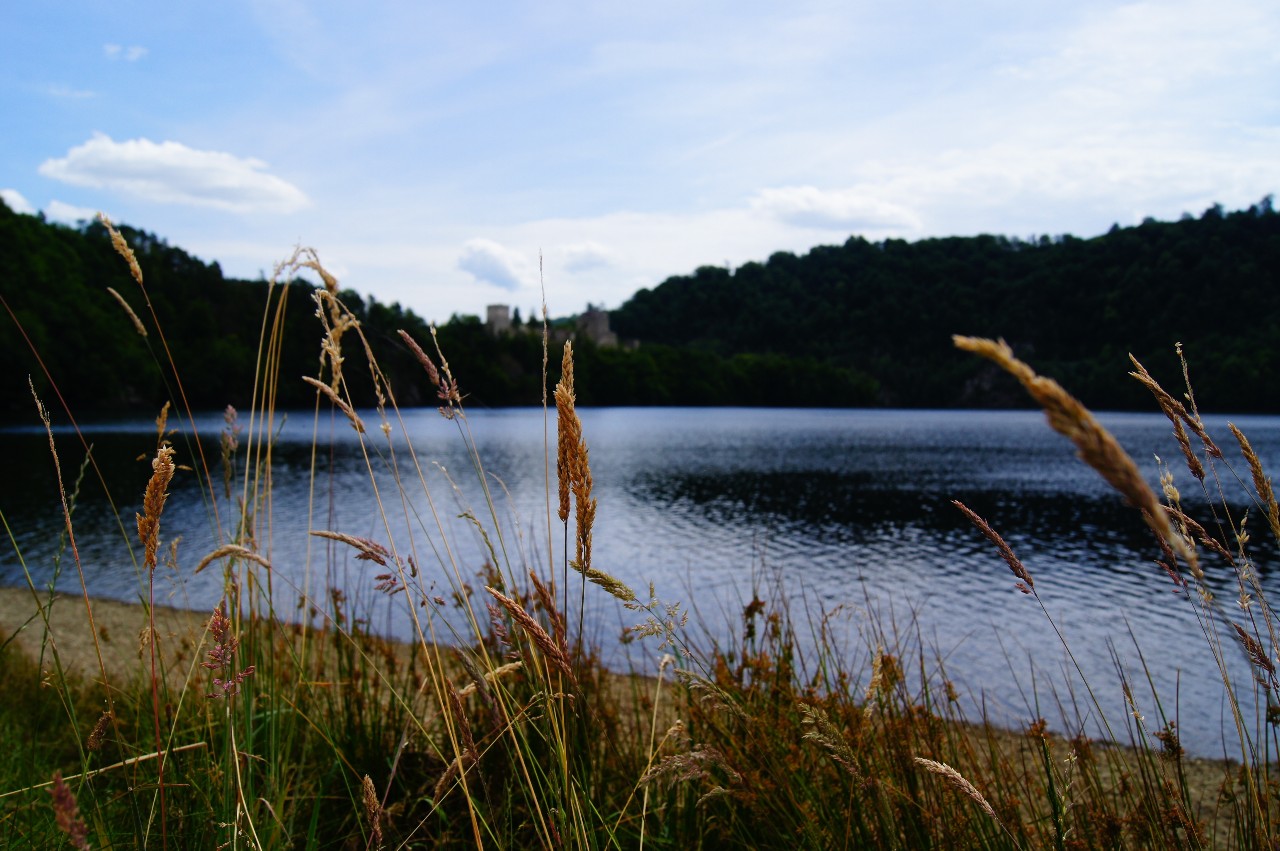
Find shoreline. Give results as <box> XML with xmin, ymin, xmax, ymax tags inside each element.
<box><xmin>0</xmin><ymin>586</ymin><xmax>1253</xmax><ymax>840</ymax></box>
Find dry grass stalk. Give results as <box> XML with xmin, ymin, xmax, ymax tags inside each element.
<box><xmin>1156</xmin><ymin>470</ymin><xmax>1207</xmax><ymax>588</ymax></box>
<box><xmin>555</xmin><ymin>343</ymin><xmax>579</xmax><ymax>524</ymax></box>
<box><xmin>301</xmin><ymin>375</ymin><xmax>365</xmax><ymax>433</ymax></box>
<box><xmin>432</xmin><ymin>750</ymin><xmax>478</xmax><ymax>804</ymax></box>
<box><xmin>1229</xmin><ymin>423</ymin><xmax>1280</xmax><ymax>543</ymax></box>
<box><xmin>277</xmin><ymin>247</ymin><xmax>350</xmax><ymax>392</ymax></box>
<box><xmin>446</xmin><ymin>680</ymin><xmax>480</xmax><ymax>767</ymax></box>
<box><xmin>309</xmin><ymin>530</ymin><xmax>391</xmax><ymax>565</ymax></box>
<box><xmin>154</xmin><ymin>400</ymin><xmax>171</xmax><ymax>444</ymax></box>
<box><xmin>48</xmin><ymin>771</ymin><xmax>90</xmax><ymax>851</ymax></box>
<box><xmin>433</xmin><ymin>683</ymin><xmax>482</xmax><ymax>805</ymax></box>
<box><xmin>955</xmin><ymin>336</ymin><xmax>1193</xmax><ymax>567</ymax></box>
<box><xmin>1231</xmin><ymin>623</ymin><xmax>1276</xmax><ymax>682</ymax></box>
<box><xmin>456</xmin><ymin>661</ymin><xmax>524</xmax><ymax>698</ymax></box>
<box><xmin>529</xmin><ymin>570</ymin><xmax>568</xmax><ymax>658</ymax></box>
<box><xmin>640</xmin><ymin>747</ymin><xmax>741</xmax><ymax>787</ymax></box>
<box><xmin>204</xmin><ymin>605</ymin><xmax>255</xmax><ymax>699</ymax></box>
<box><xmin>361</xmin><ymin>774</ymin><xmax>384</xmax><ymax>849</ymax></box>
<box><xmin>798</xmin><ymin>702</ymin><xmax>862</xmax><ymax>782</ymax></box>
<box><xmin>952</xmin><ymin>500</ymin><xmax>1034</xmax><ymax>594</ymax></box>
<box><xmin>86</xmin><ymin>711</ymin><xmax>112</xmax><ymax>752</ymax></box>
<box><xmin>554</xmin><ymin>343</ymin><xmax>598</xmax><ymax>572</ymax></box>
<box><xmin>673</xmin><ymin>670</ymin><xmax>747</xmax><ymax>720</ymax></box>
<box><xmin>106</xmin><ymin>286</ymin><xmax>147</xmax><ymax>337</ymax></box>
<box><xmin>1129</xmin><ymin>355</ymin><xmax>1222</xmax><ymax>459</ymax></box>
<box><xmin>193</xmin><ymin>544</ymin><xmax>273</xmax><ymax>575</ymax></box>
<box><xmin>99</xmin><ymin>213</ymin><xmax>144</xmax><ymax>287</ymax></box>
<box><xmin>397</xmin><ymin>328</ymin><xmax>441</xmax><ymax>386</ymax></box>
<box><xmin>583</xmin><ymin>566</ymin><xmax>636</xmax><ymax>603</ymax></box>
<box><xmin>136</xmin><ymin>445</ymin><xmax>175</xmax><ymax>572</ymax></box>
<box><xmin>1165</xmin><ymin>505</ymin><xmax>1234</xmax><ymax>566</ymax></box>
<box><xmin>864</xmin><ymin>646</ymin><xmax>902</xmax><ymax>704</ymax></box>
<box><xmin>485</xmin><ymin>586</ymin><xmax>574</xmax><ymax>677</ymax></box>
<box><xmin>427</xmin><ymin>325</ymin><xmax>463</xmax><ymax>417</ymax></box>
<box><xmin>914</xmin><ymin>757</ymin><xmax>1002</xmax><ymax>825</ymax></box>
<box><xmin>1171</xmin><ymin>418</ymin><xmax>1204</xmax><ymax>480</ymax></box>
<box><xmin>572</xmin><ymin>450</ymin><xmax>597</xmax><ymax>572</ymax></box>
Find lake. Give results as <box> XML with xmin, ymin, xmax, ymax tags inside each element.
<box><xmin>3</xmin><ymin>406</ymin><xmax>1277</xmax><ymax>758</ymax></box>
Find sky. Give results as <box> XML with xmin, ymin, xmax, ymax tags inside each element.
<box><xmin>3</xmin><ymin>1</ymin><xmax>1278</xmax><ymax>324</ymax></box>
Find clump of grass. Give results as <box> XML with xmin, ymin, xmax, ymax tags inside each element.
<box><xmin>5</xmin><ymin>234</ymin><xmax>1280</xmax><ymax>848</ymax></box>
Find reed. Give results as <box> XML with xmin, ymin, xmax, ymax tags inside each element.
<box><xmin>4</xmin><ymin>231</ymin><xmax>1280</xmax><ymax>848</ymax></box>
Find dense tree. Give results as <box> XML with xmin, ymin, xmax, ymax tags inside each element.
<box><xmin>3</xmin><ymin>197</ymin><xmax>1277</xmax><ymax>415</ymax></box>
<box><xmin>612</xmin><ymin>198</ymin><xmax>1280</xmax><ymax>410</ymax></box>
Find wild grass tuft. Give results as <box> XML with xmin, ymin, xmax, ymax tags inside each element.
<box><xmin>3</xmin><ymin>237</ymin><xmax>1280</xmax><ymax>848</ymax></box>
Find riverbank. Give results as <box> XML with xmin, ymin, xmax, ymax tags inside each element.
<box><xmin>0</xmin><ymin>585</ymin><xmax>1250</xmax><ymax>847</ymax></box>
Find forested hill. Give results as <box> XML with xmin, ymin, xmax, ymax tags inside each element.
<box><xmin>4</xmin><ymin>198</ymin><xmax>1278</xmax><ymax>417</ymax></box>
<box><xmin>0</xmin><ymin>200</ymin><xmax>877</xmax><ymax>417</ymax></box>
<box><xmin>612</xmin><ymin>199</ymin><xmax>1280</xmax><ymax>411</ymax></box>
<box><xmin>0</xmin><ymin>201</ymin><xmax>458</xmax><ymax>418</ymax></box>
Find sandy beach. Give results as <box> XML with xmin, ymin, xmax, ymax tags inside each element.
<box><xmin>0</xmin><ymin>585</ymin><xmax>213</xmax><ymax>689</ymax></box>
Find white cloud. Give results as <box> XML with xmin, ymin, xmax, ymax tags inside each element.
<box><xmin>104</xmin><ymin>44</ymin><xmax>148</xmax><ymax>62</ymax></box>
<box><xmin>560</xmin><ymin>241</ymin><xmax>614</xmax><ymax>273</ymax></box>
<box><xmin>45</xmin><ymin>200</ymin><xmax>100</xmax><ymax>224</ymax></box>
<box><xmin>38</xmin><ymin>133</ymin><xmax>310</xmax><ymax>214</ymax></box>
<box><xmin>751</xmin><ymin>186</ymin><xmax>921</xmax><ymax>231</ymax></box>
<box><xmin>0</xmin><ymin>189</ymin><xmax>35</xmax><ymax>215</ymax></box>
<box><xmin>457</xmin><ymin>239</ymin><xmax>532</xmax><ymax>291</ymax></box>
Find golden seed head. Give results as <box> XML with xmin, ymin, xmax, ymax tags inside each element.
<box><xmin>955</xmin><ymin>336</ymin><xmax>1194</xmax><ymax>569</ymax></box>
<box><xmin>136</xmin><ymin>445</ymin><xmax>175</xmax><ymax>572</ymax></box>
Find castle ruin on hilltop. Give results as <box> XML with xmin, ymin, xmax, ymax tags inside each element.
<box><xmin>486</xmin><ymin>303</ymin><xmax>619</xmax><ymax>347</ymax></box>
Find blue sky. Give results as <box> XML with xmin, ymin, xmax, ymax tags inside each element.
<box><xmin>4</xmin><ymin>1</ymin><xmax>1278</xmax><ymax>323</ymax></box>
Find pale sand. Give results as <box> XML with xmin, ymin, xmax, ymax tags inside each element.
<box><xmin>0</xmin><ymin>586</ymin><xmax>211</xmax><ymax>688</ymax></box>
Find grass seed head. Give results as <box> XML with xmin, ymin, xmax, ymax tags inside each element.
<box><xmin>953</xmin><ymin>500</ymin><xmax>1034</xmax><ymax>593</ymax></box>
<box><xmin>956</xmin><ymin>336</ymin><xmax>1194</xmax><ymax>569</ymax></box>
<box><xmin>136</xmin><ymin>444</ymin><xmax>175</xmax><ymax>572</ymax></box>
<box><xmin>106</xmin><ymin>287</ymin><xmax>147</xmax><ymax>337</ymax></box>
<box><xmin>914</xmin><ymin>757</ymin><xmax>1001</xmax><ymax>825</ymax></box>
<box><xmin>48</xmin><ymin>771</ymin><xmax>90</xmax><ymax>851</ymax></box>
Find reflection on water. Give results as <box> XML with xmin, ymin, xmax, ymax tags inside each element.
<box><xmin>3</xmin><ymin>407</ymin><xmax>1279</xmax><ymax>757</ymax></box>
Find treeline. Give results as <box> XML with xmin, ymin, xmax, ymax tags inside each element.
<box><xmin>0</xmin><ymin>200</ymin><xmax>876</xmax><ymax>418</ymax></box>
<box><xmin>5</xmin><ymin>197</ymin><xmax>1277</xmax><ymax>417</ymax></box>
<box><xmin>0</xmin><ymin>203</ymin><xmax>441</xmax><ymax>417</ymax></box>
<box><xmin>612</xmin><ymin>198</ymin><xmax>1280</xmax><ymax>411</ymax></box>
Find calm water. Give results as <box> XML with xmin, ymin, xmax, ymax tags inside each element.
<box><xmin>3</xmin><ymin>407</ymin><xmax>1278</xmax><ymax>757</ymax></box>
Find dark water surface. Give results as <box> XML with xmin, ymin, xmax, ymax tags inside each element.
<box><xmin>3</xmin><ymin>407</ymin><xmax>1278</xmax><ymax>757</ymax></box>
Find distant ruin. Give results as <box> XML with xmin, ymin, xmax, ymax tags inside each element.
<box><xmin>485</xmin><ymin>304</ymin><xmax>511</xmax><ymax>336</ymax></box>
<box><xmin>485</xmin><ymin>302</ymin><xmax>619</xmax><ymax>347</ymax></box>
<box><xmin>576</xmin><ymin>305</ymin><xmax>617</xmax><ymax>347</ymax></box>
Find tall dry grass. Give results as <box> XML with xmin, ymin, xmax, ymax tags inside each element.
<box><xmin>0</xmin><ymin>233</ymin><xmax>1278</xmax><ymax>848</ymax></box>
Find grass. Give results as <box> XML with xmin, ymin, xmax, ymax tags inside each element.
<box><xmin>0</xmin><ymin>224</ymin><xmax>1278</xmax><ymax>847</ymax></box>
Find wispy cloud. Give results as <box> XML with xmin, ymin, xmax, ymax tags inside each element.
<box><xmin>45</xmin><ymin>200</ymin><xmax>99</xmax><ymax>224</ymax></box>
<box><xmin>457</xmin><ymin>239</ymin><xmax>531</xmax><ymax>291</ymax></box>
<box><xmin>0</xmin><ymin>189</ymin><xmax>35</xmax><ymax>215</ymax></box>
<box><xmin>560</xmin><ymin>241</ymin><xmax>614</xmax><ymax>273</ymax></box>
<box><xmin>104</xmin><ymin>44</ymin><xmax>148</xmax><ymax>62</ymax></box>
<box><xmin>38</xmin><ymin>134</ymin><xmax>310</xmax><ymax>214</ymax></box>
<box><xmin>751</xmin><ymin>187</ymin><xmax>920</xmax><ymax>231</ymax></box>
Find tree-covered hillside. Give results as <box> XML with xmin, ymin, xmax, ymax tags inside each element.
<box><xmin>612</xmin><ymin>199</ymin><xmax>1280</xmax><ymax>410</ymax></box>
<box><xmin>0</xmin><ymin>201</ymin><xmax>878</xmax><ymax>417</ymax></box>
<box><xmin>0</xmin><ymin>202</ymin><xmax>451</xmax><ymax>417</ymax></box>
<box><xmin>4</xmin><ymin>198</ymin><xmax>1276</xmax><ymax>417</ymax></box>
